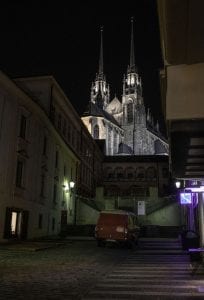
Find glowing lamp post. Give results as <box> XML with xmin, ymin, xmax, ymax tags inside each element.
<box><xmin>70</xmin><ymin>181</ymin><xmax>75</xmax><ymax>189</ymax></box>
<box><xmin>69</xmin><ymin>181</ymin><xmax>77</xmax><ymax>225</ymax></box>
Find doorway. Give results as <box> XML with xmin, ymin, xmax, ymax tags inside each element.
<box><xmin>4</xmin><ymin>207</ymin><xmax>29</xmax><ymax>239</ymax></box>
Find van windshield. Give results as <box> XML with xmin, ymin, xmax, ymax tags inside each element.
<box><xmin>99</xmin><ymin>213</ymin><xmax>126</xmax><ymax>225</ymax></box>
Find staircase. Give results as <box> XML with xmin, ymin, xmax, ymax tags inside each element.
<box><xmin>137</xmin><ymin>237</ymin><xmax>183</xmax><ymax>254</ymax></box>
<box><xmin>83</xmin><ymin>238</ymin><xmax>204</xmax><ymax>299</ymax></box>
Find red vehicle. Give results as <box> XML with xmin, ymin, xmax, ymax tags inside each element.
<box><xmin>95</xmin><ymin>210</ymin><xmax>140</xmax><ymax>247</ymax></box>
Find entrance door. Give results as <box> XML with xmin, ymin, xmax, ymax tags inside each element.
<box><xmin>4</xmin><ymin>207</ymin><xmax>29</xmax><ymax>239</ymax></box>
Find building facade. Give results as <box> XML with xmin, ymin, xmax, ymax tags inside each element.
<box><xmin>81</xmin><ymin>21</ymin><xmax>168</xmax><ymax>156</ymax></box>
<box><xmin>99</xmin><ymin>155</ymin><xmax>180</xmax><ymax>227</ymax></box>
<box><xmin>0</xmin><ymin>72</ymin><xmax>103</xmax><ymax>242</ymax></box>
<box><xmin>157</xmin><ymin>0</ymin><xmax>204</xmax><ymax>244</ymax></box>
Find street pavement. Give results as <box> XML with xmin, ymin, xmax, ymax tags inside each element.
<box><xmin>0</xmin><ymin>239</ymin><xmax>130</xmax><ymax>300</ymax></box>
<box><xmin>1</xmin><ymin>238</ymin><xmax>204</xmax><ymax>299</ymax></box>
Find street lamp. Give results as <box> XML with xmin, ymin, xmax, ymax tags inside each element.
<box><xmin>175</xmin><ymin>181</ymin><xmax>181</xmax><ymax>189</ymax></box>
<box><xmin>69</xmin><ymin>180</ymin><xmax>77</xmax><ymax>225</ymax></box>
<box><xmin>70</xmin><ymin>181</ymin><xmax>75</xmax><ymax>189</ymax></box>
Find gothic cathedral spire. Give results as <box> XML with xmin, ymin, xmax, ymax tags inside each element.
<box><xmin>129</xmin><ymin>17</ymin><xmax>136</xmax><ymax>73</ymax></box>
<box><xmin>90</xmin><ymin>26</ymin><xmax>110</xmax><ymax>109</ymax></box>
<box><xmin>98</xmin><ymin>26</ymin><xmax>104</xmax><ymax>79</ymax></box>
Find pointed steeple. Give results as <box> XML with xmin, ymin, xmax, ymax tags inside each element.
<box><xmin>98</xmin><ymin>26</ymin><xmax>104</xmax><ymax>79</ymax></box>
<box><xmin>90</xmin><ymin>26</ymin><xmax>110</xmax><ymax>109</ymax></box>
<box><xmin>129</xmin><ymin>17</ymin><xmax>135</xmax><ymax>72</ymax></box>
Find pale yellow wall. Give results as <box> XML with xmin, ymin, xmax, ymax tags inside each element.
<box><xmin>166</xmin><ymin>63</ymin><xmax>204</xmax><ymax>120</ymax></box>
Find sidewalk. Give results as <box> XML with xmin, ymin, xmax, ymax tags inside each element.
<box><xmin>0</xmin><ymin>236</ymin><xmax>95</xmax><ymax>251</ymax></box>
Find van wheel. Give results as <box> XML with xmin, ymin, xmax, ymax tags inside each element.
<box><xmin>97</xmin><ymin>240</ymin><xmax>105</xmax><ymax>247</ymax></box>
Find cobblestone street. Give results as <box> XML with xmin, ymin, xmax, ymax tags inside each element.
<box><xmin>0</xmin><ymin>240</ymin><xmax>130</xmax><ymax>300</ymax></box>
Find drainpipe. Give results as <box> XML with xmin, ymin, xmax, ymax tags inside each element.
<box><xmin>198</xmin><ymin>192</ymin><xmax>204</xmax><ymax>247</ymax></box>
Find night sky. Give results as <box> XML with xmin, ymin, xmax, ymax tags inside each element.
<box><xmin>0</xmin><ymin>1</ymin><xmax>165</xmax><ymax>133</ymax></box>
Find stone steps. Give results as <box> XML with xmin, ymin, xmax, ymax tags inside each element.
<box><xmin>82</xmin><ymin>238</ymin><xmax>204</xmax><ymax>299</ymax></box>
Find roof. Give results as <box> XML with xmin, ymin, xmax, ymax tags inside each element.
<box><xmin>118</xmin><ymin>142</ymin><xmax>133</xmax><ymax>155</ymax></box>
<box><xmin>82</xmin><ymin>101</ymin><xmax>120</xmax><ymax>127</ymax></box>
<box><xmin>106</xmin><ymin>97</ymin><xmax>122</xmax><ymax>115</ymax></box>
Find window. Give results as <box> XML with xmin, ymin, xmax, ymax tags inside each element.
<box><xmin>128</xmin><ymin>173</ymin><xmax>133</xmax><ymax>179</ymax></box>
<box><xmin>108</xmin><ymin>173</ymin><xmax>114</xmax><ymax>179</ymax></box>
<box><xmin>16</xmin><ymin>160</ymin><xmax>23</xmax><ymax>187</ymax></box>
<box><xmin>53</xmin><ymin>184</ymin><xmax>57</xmax><ymax>205</ymax></box>
<box><xmin>115</xmin><ymin>167</ymin><xmax>123</xmax><ymax>180</ymax></box>
<box><xmin>117</xmin><ymin>173</ymin><xmax>123</xmax><ymax>179</ymax></box>
<box><xmin>43</xmin><ymin>136</ymin><xmax>47</xmax><ymax>155</ymax></box>
<box><xmin>19</xmin><ymin>115</ymin><xmax>27</xmax><ymax>138</ymax></box>
<box><xmin>162</xmin><ymin>168</ymin><xmax>168</xmax><ymax>178</ymax></box>
<box><xmin>127</xmin><ymin>103</ymin><xmax>133</xmax><ymax>123</ymax></box>
<box><xmin>136</xmin><ymin>167</ymin><xmax>145</xmax><ymax>180</ymax></box>
<box><xmin>52</xmin><ymin>218</ymin><xmax>55</xmax><ymax>231</ymax></box>
<box><xmin>38</xmin><ymin>214</ymin><xmax>43</xmax><ymax>229</ymax></box>
<box><xmin>93</xmin><ymin>125</ymin><xmax>99</xmax><ymax>139</ymax></box>
<box><xmin>67</xmin><ymin>125</ymin><xmax>71</xmax><ymax>141</ymax></box>
<box><xmin>62</xmin><ymin>119</ymin><xmax>67</xmax><ymax>136</ymax></box>
<box><xmin>72</xmin><ymin>128</ymin><xmax>75</xmax><ymax>146</ymax></box>
<box><xmin>55</xmin><ymin>151</ymin><xmax>59</xmax><ymax>168</ymax></box>
<box><xmin>50</xmin><ymin>105</ymin><xmax>55</xmax><ymax>122</ymax></box>
<box><xmin>146</xmin><ymin>167</ymin><xmax>156</xmax><ymax>179</ymax></box>
<box><xmin>40</xmin><ymin>175</ymin><xmax>45</xmax><ymax>197</ymax></box>
<box><xmin>58</xmin><ymin>114</ymin><xmax>62</xmax><ymax>130</ymax></box>
<box><xmin>64</xmin><ymin>165</ymin><xmax>67</xmax><ymax>177</ymax></box>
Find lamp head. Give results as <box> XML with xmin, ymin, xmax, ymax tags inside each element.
<box><xmin>70</xmin><ymin>181</ymin><xmax>75</xmax><ymax>189</ymax></box>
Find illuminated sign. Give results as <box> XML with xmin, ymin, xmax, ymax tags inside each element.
<box><xmin>180</xmin><ymin>193</ymin><xmax>192</xmax><ymax>204</ymax></box>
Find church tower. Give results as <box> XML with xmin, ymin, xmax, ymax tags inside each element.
<box><xmin>82</xmin><ymin>21</ymin><xmax>168</xmax><ymax>156</ymax></box>
<box><xmin>90</xmin><ymin>27</ymin><xmax>110</xmax><ymax>109</ymax></box>
<box><xmin>122</xmin><ymin>18</ymin><xmax>147</xmax><ymax>154</ymax></box>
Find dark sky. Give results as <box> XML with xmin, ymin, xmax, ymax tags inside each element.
<box><xmin>0</xmin><ymin>1</ymin><xmax>165</xmax><ymax>133</ymax></box>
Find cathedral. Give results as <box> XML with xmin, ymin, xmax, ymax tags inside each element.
<box><xmin>81</xmin><ymin>20</ymin><xmax>168</xmax><ymax>156</ymax></box>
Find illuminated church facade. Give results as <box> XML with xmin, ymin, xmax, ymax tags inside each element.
<box><xmin>81</xmin><ymin>20</ymin><xmax>168</xmax><ymax>156</ymax></box>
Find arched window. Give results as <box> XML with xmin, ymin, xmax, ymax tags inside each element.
<box><xmin>115</xmin><ymin>167</ymin><xmax>124</xmax><ymax>180</ymax></box>
<box><xmin>125</xmin><ymin>167</ymin><xmax>135</xmax><ymax>180</ymax></box>
<box><xmin>136</xmin><ymin>167</ymin><xmax>145</xmax><ymax>180</ymax></box>
<box><xmin>146</xmin><ymin>167</ymin><xmax>156</xmax><ymax>180</ymax></box>
<box><xmin>127</xmin><ymin>103</ymin><xmax>133</xmax><ymax>123</ymax></box>
<box><xmin>93</xmin><ymin>124</ymin><xmax>99</xmax><ymax>139</ymax></box>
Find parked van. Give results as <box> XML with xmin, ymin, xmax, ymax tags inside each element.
<box><xmin>95</xmin><ymin>210</ymin><xmax>140</xmax><ymax>247</ymax></box>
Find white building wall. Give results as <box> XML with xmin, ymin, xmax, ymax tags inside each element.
<box><xmin>0</xmin><ymin>73</ymin><xmax>79</xmax><ymax>242</ymax></box>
